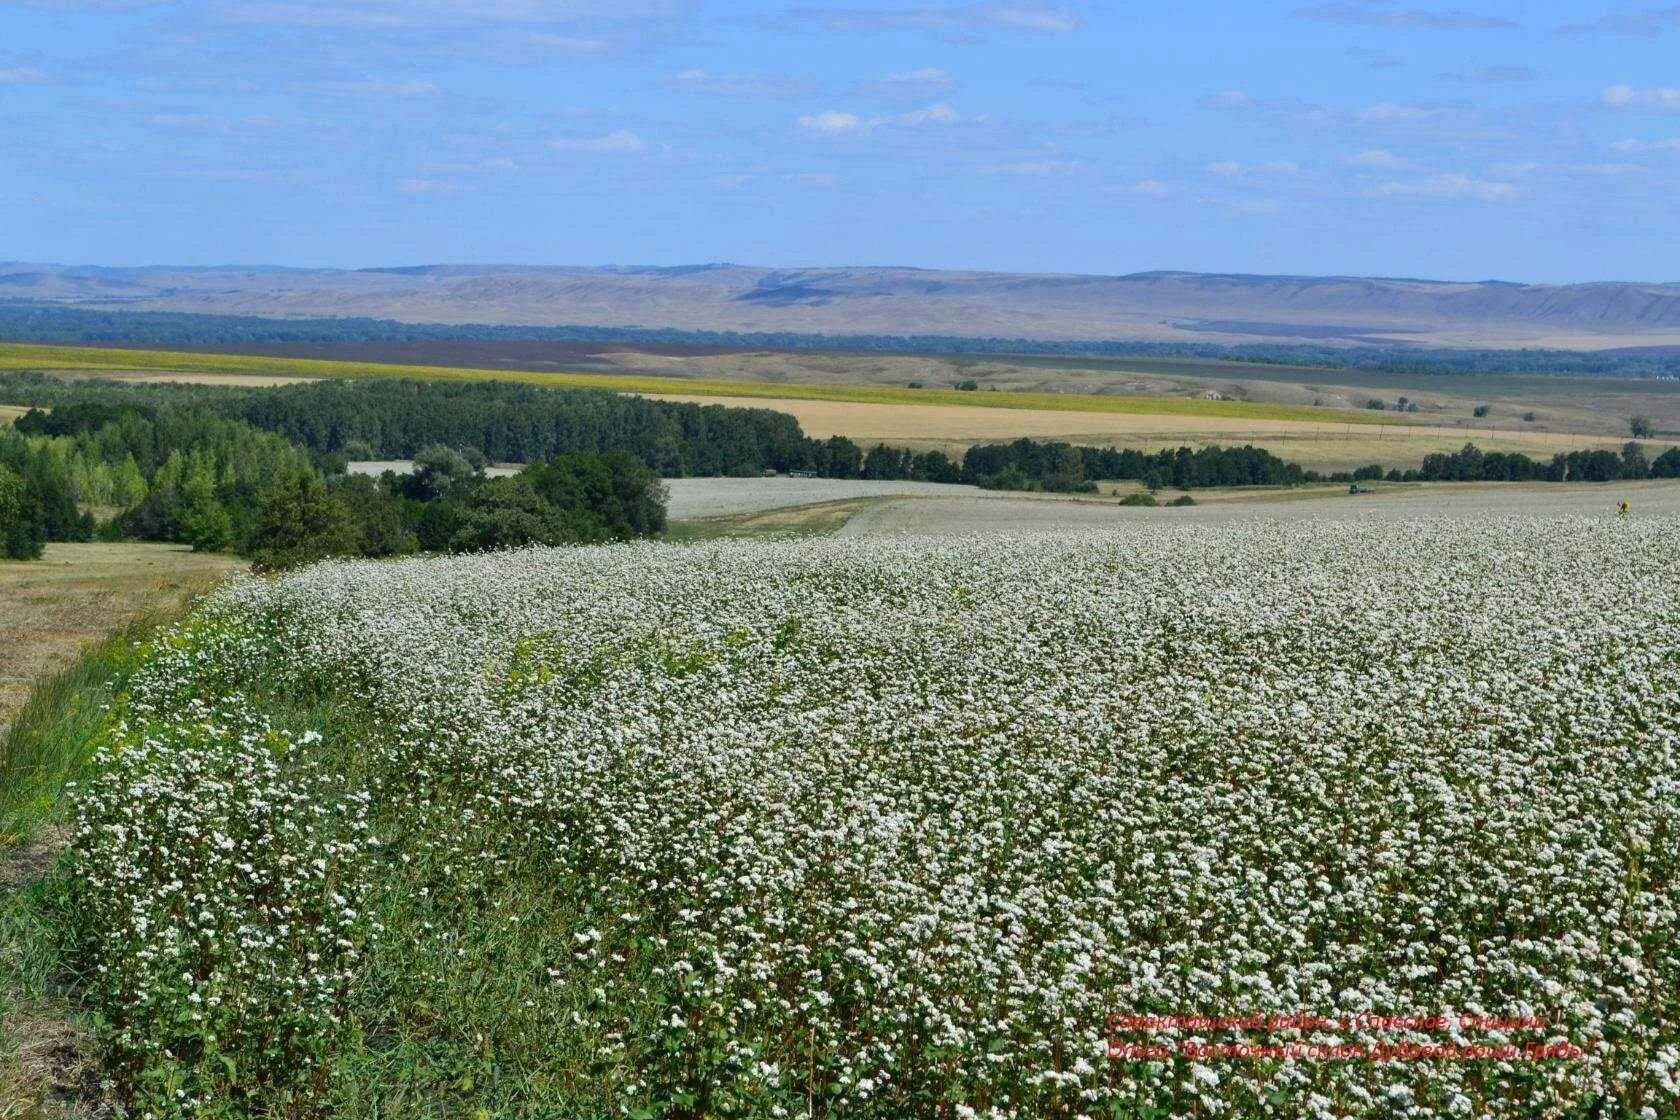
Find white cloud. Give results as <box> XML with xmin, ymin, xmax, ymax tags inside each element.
<box><xmin>1206</xmin><ymin>159</ymin><xmax>1299</xmax><ymax>178</ymax></box>
<box><xmin>1358</xmin><ymin>101</ymin><xmax>1453</xmax><ymax>122</ymax></box>
<box><xmin>1558</xmin><ymin>6</ymin><xmax>1680</xmax><ymax>37</ymax></box>
<box><xmin>1612</xmin><ymin>136</ymin><xmax>1680</xmax><ymax>152</ymax></box>
<box><xmin>1369</xmin><ymin>172</ymin><xmax>1516</xmax><ymax>200</ymax></box>
<box><xmin>1131</xmin><ymin>178</ymin><xmax>1171</xmax><ymax>196</ymax></box>
<box><xmin>983</xmin><ymin>159</ymin><xmax>1082</xmax><ymax>175</ymax></box>
<box><xmin>205</xmin><ymin>1</ymin><xmax>685</xmax><ymax>30</ymax></box>
<box><xmin>1214</xmin><ymin>198</ymin><xmax>1281</xmax><ymax>215</ymax></box>
<box><xmin>985</xmin><ymin>3</ymin><xmax>1079</xmax><ymax>31</ymax></box>
<box><xmin>670</xmin><ymin>68</ymin><xmax>813</xmax><ymax>100</ymax></box>
<box><xmin>899</xmin><ymin>102</ymin><xmax>959</xmax><ymax>125</ymax></box>
<box><xmin>1199</xmin><ymin>90</ymin><xmax>1252</xmax><ymax>110</ymax></box>
<box><xmin>1293</xmin><ymin>2</ymin><xmax>1517</xmax><ymax>31</ymax></box>
<box><xmin>862</xmin><ymin>67</ymin><xmax>953</xmax><ymax>98</ymax></box>
<box><xmin>549</xmin><ymin>129</ymin><xmax>646</xmax><ymax>153</ymax></box>
<box><xmin>367</xmin><ymin>78</ymin><xmax>436</xmax><ymax>96</ymax></box>
<box><xmin>1438</xmin><ymin>64</ymin><xmax>1538</xmax><ymax>82</ymax></box>
<box><xmin>798</xmin><ymin>110</ymin><xmax>866</xmax><ymax>135</ymax></box>
<box><xmin>796</xmin><ymin>104</ymin><xmax>963</xmax><ymax>135</ymax></box>
<box><xmin>0</xmin><ymin>66</ymin><xmax>51</xmax><ymax>86</ymax></box>
<box><xmin>1603</xmin><ymin>84</ymin><xmax>1680</xmax><ymax>111</ymax></box>
<box><xmin>514</xmin><ymin>32</ymin><xmax>615</xmax><ymax>56</ymax></box>
<box><xmin>1345</xmin><ymin>147</ymin><xmax>1408</xmax><ymax>168</ymax></box>
<box><xmin>792</xmin><ymin>3</ymin><xmax>1081</xmax><ymax>35</ymax></box>
<box><xmin>397</xmin><ymin>177</ymin><xmax>453</xmax><ymax>195</ymax></box>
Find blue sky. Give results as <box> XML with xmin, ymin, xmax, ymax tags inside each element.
<box><xmin>2</xmin><ymin>0</ymin><xmax>1678</xmax><ymax>281</ymax></box>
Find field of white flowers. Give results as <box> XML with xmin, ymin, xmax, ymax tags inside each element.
<box><xmin>65</xmin><ymin>518</ymin><xmax>1679</xmax><ymax>1118</ymax></box>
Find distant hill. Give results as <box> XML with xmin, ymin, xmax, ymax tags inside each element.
<box><xmin>4</xmin><ymin>262</ymin><xmax>1680</xmax><ymax>351</ymax></box>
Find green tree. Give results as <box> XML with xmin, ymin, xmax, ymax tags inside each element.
<box><xmin>0</xmin><ymin>464</ymin><xmax>45</xmax><ymax>561</ymax></box>
<box><xmin>251</xmin><ymin>475</ymin><xmax>359</xmax><ymax>571</ymax></box>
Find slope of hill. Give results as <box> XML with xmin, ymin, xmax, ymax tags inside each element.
<box><xmin>4</xmin><ymin>262</ymin><xmax>1680</xmax><ymax>350</ymax></box>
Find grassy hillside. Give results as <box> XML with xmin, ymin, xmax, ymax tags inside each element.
<box><xmin>0</xmin><ymin>342</ymin><xmax>1405</xmax><ymax>426</ymax></box>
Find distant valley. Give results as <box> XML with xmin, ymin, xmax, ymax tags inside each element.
<box><xmin>5</xmin><ymin>262</ymin><xmax>1680</xmax><ymax>352</ymax></box>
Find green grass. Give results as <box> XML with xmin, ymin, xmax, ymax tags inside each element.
<box><xmin>0</xmin><ymin>342</ymin><xmax>1408</xmax><ymax>426</ymax></box>
<box><xmin>0</xmin><ymin>619</ymin><xmax>158</xmax><ymax>848</ymax></box>
<box><xmin>0</xmin><ymin>621</ymin><xmax>171</xmax><ymax>1119</ymax></box>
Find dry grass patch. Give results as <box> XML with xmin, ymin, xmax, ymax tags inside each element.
<box><xmin>0</xmin><ymin>543</ymin><xmax>243</xmax><ymax>731</ymax></box>
<box><xmin>668</xmin><ymin>497</ymin><xmax>882</xmax><ymax>540</ymax></box>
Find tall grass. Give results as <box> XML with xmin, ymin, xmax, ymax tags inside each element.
<box><xmin>0</xmin><ymin>622</ymin><xmax>168</xmax><ymax>1119</ymax></box>
<box><xmin>0</xmin><ymin>619</ymin><xmax>155</xmax><ymax>849</ymax></box>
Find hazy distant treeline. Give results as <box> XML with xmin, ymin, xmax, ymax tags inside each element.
<box><xmin>3</xmin><ymin>303</ymin><xmax>1677</xmax><ymax>378</ymax></box>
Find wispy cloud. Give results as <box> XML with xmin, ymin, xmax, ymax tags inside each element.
<box><xmin>797</xmin><ymin>110</ymin><xmax>866</xmax><ymax>134</ymax></box>
<box><xmin>1198</xmin><ymin>89</ymin><xmax>1252</xmax><ymax>110</ymax></box>
<box><xmin>203</xmin><ymin>1</ymin><xmax>687</xmax><ymax>31</ymax></box>
<box><xmin>1206</xmin><ymin>159</ymin><xmax>1300</xmax><ymax>178</ymax></box>
<box><xmin>669</xmin><ymin>68</ymin><xmax>815</xmax><ymax>100</ymax></box>
<box><xmin>1294</xmin><ymin>1</ymin><xmax>1517</xmax><ymax>30</ymax></box>
<box><xmin>1557</xmin><ymin>5</ymin><xmax>1680</xmax><ymax>37</ymax></box>
<box><xmin>899</xmin><ymin>102</ymin><xmax>960</xmax><ymax>125</ymax></box>
<box><xmin>1603</xmin><ymin>84</ymin><xmax>1680</xmax><ymax>112</ymax></box>
<box><xmin>549</xmin><ymin>129</ymin><xmax>647</xmax><ymax>153</ymax></box>
<box><xmin>1439</xmin><ymin>64</ymin><xmax>1538</xmax><ymax>82</ymax></box>
<box><xmin>1369</xmin><ymin>171</ymin><xmax>1516</xmax><ymax>200</ymax></box>
<box><xmin>1346</xmin><ymin>46</ymin><xmax>1401</xmax><ymax>69</ymax></box>
<box><xmin>796</xmin><ymin>103</ymin><xmax>964</xmax><ymax>135</ymax></box>
<box><xmin>859</xmin><ymin>67</ymin><xmax>953</xmax><ymax>99</ymax></box>
<box><xmin>0</xmin><ymin>66</ymin><xmax>52</xmax><ymax>86</ymax></box>
<box><xmin>1344</xmin><ymin>147</ymin><xmax>1410</xmax><ymax>168</ymax></box>
<box><xmin>1611</xmin><ymin>136</ymin><xmax>1680</xmax><ymax>152</ymax></box>
<box><xmin>396</xmin><ymin>177</ymin><xmax>454</xmax><ymax>195</ymax></box>
<box><xmin>1358</xmin><ymin>100</ymin><xmax>1456</xmax><ymax>122</ymax></box>
<box><xmin>790</xmin><ymin>2</ymin><xmax>1082</xmax><ymax>35</ymax></box>
<box><xmin>982</xmin><ymin>159</ymin><xmax>1082</xmax><ymax>175</ymax></box>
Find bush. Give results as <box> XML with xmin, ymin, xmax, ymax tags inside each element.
<box><xmin>1118</xmin><ymin>492</ymin><xmax>1158</xmax><ymax>507</ymax></box>
<box><xmin>1167</xmin><ymin>494</ymin><xmax>1197</xmax><ymax>506</ymax></box>
<box><xmin>1473</xmin><ymin>404</ymin><xmax>1491</xmax><ymax>418</ymax></box>
<box><xmin>1630</xmin><ymin>415</ymin><xmax>1656</xmax><ymax>438</ymax></box>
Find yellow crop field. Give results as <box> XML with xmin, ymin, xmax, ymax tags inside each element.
<box><xmin>642</xmin><ymin>392</ymin><xmax>1644</xmax><ymax>472</ymax></box>
<box><xmin>0</xmin><ymin>342</ymin><xmax>1407</xmax><ymax>426</ymax></box>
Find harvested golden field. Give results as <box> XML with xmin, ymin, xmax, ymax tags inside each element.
<box><xmin>642</xmin><ymin>393</ymin><xmax>1653</xmax><ymax>472</ymax></box>
<box><xmin>0</xmin><ymin>544</ymin><xmax>244</xmax><ymax>730</ymax></box>
<box><xmin>42</xmin><ymin>368</ymin><xmax>319</xmax><ymax>388</ymax></box>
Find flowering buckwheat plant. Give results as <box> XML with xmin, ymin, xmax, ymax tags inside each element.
<box><xmin>66</xmin><ymin>517</ymin><xmax>1680</xmax><ymax>1118</ymax></box>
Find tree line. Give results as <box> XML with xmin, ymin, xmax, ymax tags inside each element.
<box><xmin>1396</xmin><ymin>441</ymin><xmax>1680</xmax><ymax>483</ymax></box>
<box><xmin>4</xmin><ymin>372</ymin><xmax>1674</xmax><ymax>565</ymax></box>
<box><xmin>1</xmin><ymin>398</ymin><xmax>665</xmax><ymax>566</ymax></box>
